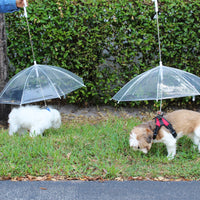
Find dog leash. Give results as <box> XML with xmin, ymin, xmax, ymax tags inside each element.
<box><xmin>153</xmin><ymin>114</ymin><xmax>177</xmax><ymax>140</ymax></box>
<box><xmin>41</xmin><ymin>105</ymin><xmax>51</xmax><ymax>112</ymax></box>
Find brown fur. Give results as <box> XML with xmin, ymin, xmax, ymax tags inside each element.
<box><xmin>137</xmin><ymin>109</ymin><xmax>200</xmax><ymax>140</ymax></box>
<box><xmin>129</xmin><ymin>109</ymin><xmax>200</xmax><ymax>159</ymax></box>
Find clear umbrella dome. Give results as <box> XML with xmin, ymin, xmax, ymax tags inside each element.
<box><xmin>112</xmin><ymin>65</ymin><xmax>200</xmax><ymax>102</ymax></box>
<box><xmin>0</xmin><ymin>64</ymin><xmax>85</xmax><ymax>105</ymax></box>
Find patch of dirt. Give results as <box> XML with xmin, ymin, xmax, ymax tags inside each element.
<box><xmin>0</xmin><ymin>104</ymin><xmax>155</xmax><ymax>129</ymax></box>
<box><xmin>56</xmin><ymin>104</ymin><xmax>200</xmax><ymax>124</ymax></box>
<box><xmin>56</xmin><ymin>104</ymin><xmax>157</xmax><ymax>124</ymax></box>
<box><xmin>1</xmin><ymin>104</ymin><xmax>194</xmax><ymax>128</ymax></box>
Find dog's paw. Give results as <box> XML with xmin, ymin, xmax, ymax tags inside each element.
<box><xmin>9</xmin><ymin>132</ymin><xmax>14</xmax><ymax>136</ymax></box>
<box><xmin>167</xmin><ymin>154</ymin><xmax>175</xmax><ymax>160</ymax></box>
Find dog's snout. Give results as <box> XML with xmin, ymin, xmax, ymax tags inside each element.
<box><xmin>138</xmin><ymin>146</ymin><xmax>140</xmax><ymax>149</ymax></box>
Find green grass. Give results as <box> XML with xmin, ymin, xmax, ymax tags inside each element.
<box><xmin>0</xmin><ymin>116</ymin><xmax>200</xmax><ymax>180</ymax></box>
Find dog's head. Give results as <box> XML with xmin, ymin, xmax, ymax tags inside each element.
<box><xmin>50</xmin><ymin>109</ymin><xmax>61</xmax><ymax>129</ymax></box>
<box><xmin>129</xmin><ymin>126</ymin><xmax>153</xmax><ymax>154</ymax></box>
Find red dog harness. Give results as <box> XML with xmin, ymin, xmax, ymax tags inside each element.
<box><xmin>153</xmin><ymin>114</ymin><xmax>177</xmax><ymax>140</ymax></box>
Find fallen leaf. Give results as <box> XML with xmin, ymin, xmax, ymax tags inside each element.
<box><xmin>46</xmin><ymin>175</ymin><xmax>52</xmax><ymax>181</ymax></box>
<box><xmin>115</xmin><ymin>177</ymin><xmax>124</xmax><ymax>181</ymax></box>
<box><xmin>19</xmin><ymin>177</ymin><xmax>24</xmax><ymax>181</ymax></box>
<box><xmin>27</xmin><ymin>175</ymin><xmax>36</xmax><ymax>181</ymax></box>
<box><xmin>35</xmin><ymin>177</ymin><xmax>46</xmax><ymax>181</ymax></box>
<box><xmin>103</xmin><ymin>169</ymin><xmax>107</xmax><ymax>175</ymax></box>
<box><xmin>67</xmin><ymin>152</ymin><xmax>71</xmax><ymax>160</ymax></box>
<box><xmin>157</xmin><ymin>176</ymin><xmax>165</xmax><ymax>181</ymax></box>
<box><xmin>40</xmin><ymin>187</ymin><xmax>47</xmax><ymax>190</ymax></box>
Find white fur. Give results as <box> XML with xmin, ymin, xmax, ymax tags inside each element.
<box><xmin>129</xmin><ymin>132</ymin><xmax>139</xmax><ymax>149</ymax></box>
<box><xmin>194</xmin><ymin>127</ymin><xmax>200</xmax><ymax>152</ymax></box>
<box><xmin>8</xmin><ymin>105</ymin><xmax>61</xmax><ymax>137</ymax></box>
<box><xmin>130</xmin><ymin>131</ymin><xmax>148</xmax><ymax>154</ymax></box>
<box><xmin>154</xmin><ymin>130</ymin><xmax>177</xmax><ymax>159</ymax></box>
<box><xmin>155</xmin><ymin>128</ymin><xmax>200</xmax><ymax>159</ymax></box>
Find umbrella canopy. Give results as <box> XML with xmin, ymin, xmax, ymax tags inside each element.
<box><xmin>112</xmin><ymin>64</ymin><xmax>200</xmax><ymax>103</ymax></box>
<box><xmin>0</xmin><ymin>64</ymin><xmax>85</xmax><ymax>105</ymax></box>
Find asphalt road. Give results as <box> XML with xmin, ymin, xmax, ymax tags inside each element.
<box><xmin>0</xmin><ymin>180</ymin><xmax>200</xmax><ymax>200</ymax></box>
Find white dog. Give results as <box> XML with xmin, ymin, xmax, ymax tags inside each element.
<box><xmin>129</xmin><ymin>110</ymin><xmax>200</xmax><ymax>159</ymax></box>
<box><xmin>8</xmin><ymin>105</ymin><xmax>61</xmax><ymax>137</ymax></box>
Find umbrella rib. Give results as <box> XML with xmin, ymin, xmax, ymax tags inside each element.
<box><xmin>20</xmin><ymin>67</ymin><xmax>35</xmax><ymax>105</ymax></box>
<box><xmin>48</xmin><ymin>66</ymin><xmax>85</xmax><ymax>87</ymax></box>
<box><xmin>157</xmin><ymin>65</ymin><xmax>162</xmax><ymax>101</ymax></box>
<box><xmin>166</xmin><ymin>66</ymin><xmax>200</xmax><ymax>95</ymax></box>
<box><xmin>38</xmin><ymin>67</ymin><xmax>62</xmax><ymax>99</ymax></box>
<box><xmin>0</xmin><ymin>69</ymin><xmax>26</xmax><ymax>98</ymax></box>
<box><xmin>48</xmin><ymin>69</ymin><xmax>69</xmax><ymax>97</ymax></box>
<box><xmin>50</xmin><ymin>69</ymin><xmax>84</xmax><ymax>95</ymax></box>
<box><xmin>49</xmin><ymin>69</ymin><xmax>84</xmax><ymax>96</ymax></box>
<box><xmin>117</xmin><ymin>67</ymin><xmax>157</xmax><ymax>102</ymax></box>
<box><xmin>50</xmin><ymin>71</ymin><xmax>65</xmax><ymax>97</ymax></box>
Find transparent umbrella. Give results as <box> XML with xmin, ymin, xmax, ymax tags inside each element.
<box><xmin>0</xmin><ymin>1</ymin><xmax>85</xmax><ymax>105</ymax></box>
<box><xmin>112</xmin><ymin>64</ymin><xmax>200</xmax><ymax>103</ymax></box>
<box><xmin>112</xmin><ymin>0</ymin><xmax>200</xmax><ymax>111</ymax></box>
<box><xmin>0</xmin><ymin>63</ymin><xmax>85</xmax><ymax>105</ymax></box>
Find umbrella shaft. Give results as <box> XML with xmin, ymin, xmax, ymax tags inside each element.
<box><xmin>159</xmin><ymin>99</ymin><xmax>162</xmax><ymax>112</ymax></box>
<box><xmin>156</xmin><ymin>11</ymin><xmax>162</xmax><ymax>64</ymax></box>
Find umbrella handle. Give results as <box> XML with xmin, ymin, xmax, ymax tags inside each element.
<box><xmin>23</xmin><ymin>0</ymin><xmax>36</xmax><ymax>63</ymax></box>
<box><xmin>152</xmin><ymin>0</ymin><xmax>158</xmax><ymax>13</ymax></box>
<box><xmin>23</xmin><ymin>0</ymin><xmax>28</xmax><ymax>18</ymax></box>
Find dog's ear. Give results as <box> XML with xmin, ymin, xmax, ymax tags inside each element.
<box><xmin>146</xmin><ymin>135</ymin><xmax>152</xmax><ymax>144</ymax></box>
<box><xmin>146</xmin><ymin>128</ymin><xmax>153</xmax><ymax>144</ymax></box>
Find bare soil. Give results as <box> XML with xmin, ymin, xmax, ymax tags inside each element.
<box><xmin>56</xmin><ymin>104</ymin><xmax>158</xmax><ymax>124</ymax></box>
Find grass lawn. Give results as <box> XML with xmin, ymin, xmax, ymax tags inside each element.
<box><xmin>0</xmin><ymin>113</ymin><xmax>200</xmax><ymax>181</ymax></box>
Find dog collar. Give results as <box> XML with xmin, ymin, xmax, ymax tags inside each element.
<box><xmin>46</xmin><ymin>107</ymin><xmax>51</xmax><ymax>112</ymax></box>
<box><xmin>153</xmin><ymin>114</ymin><xmax>177</xmax><ymax>140</ymax></box>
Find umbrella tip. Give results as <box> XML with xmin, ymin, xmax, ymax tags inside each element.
<box><xmin>159</xmin><ymin>61</ymin><xmax>163</xmax><ymax>66</ymax></box>
<box><xmin>34</xmin><ymin>61</ymin><xmax>37</xmax><ymax>65</ymax></box>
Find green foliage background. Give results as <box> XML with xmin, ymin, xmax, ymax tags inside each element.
<box><xmin>5</xmin><ymin>0</ymin><xmax>200</xmax><ymax>107</ymax></box>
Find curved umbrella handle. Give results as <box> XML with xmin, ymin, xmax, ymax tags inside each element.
<box><xmin>152</xmin><ymin>0</ymin><xmax>158</xmax><ymax>13</ymax></box>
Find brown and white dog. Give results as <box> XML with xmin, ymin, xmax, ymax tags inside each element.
<box><xmin>129</xmin><ymin>109</ymin><xmax>200</xmax><ymax>159</ymax></box>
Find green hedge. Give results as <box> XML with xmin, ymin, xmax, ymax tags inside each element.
<box><xmin>5</xmin><ymin>0</ymin><xmax>200</xmax><ymax>107</ymax></box>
